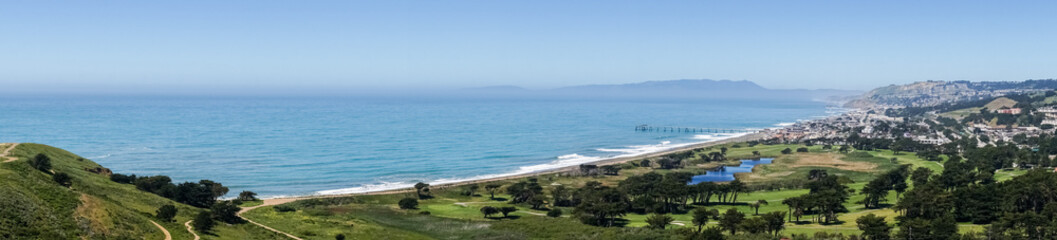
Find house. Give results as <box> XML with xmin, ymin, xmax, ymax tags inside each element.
<box><xmin>996</xmin><ymin>108</ymin><xmax>1022</xmax><ymax>114</ymax></box>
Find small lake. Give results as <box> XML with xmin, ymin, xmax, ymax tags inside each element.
<box><xmin>688</xmin><ymin>158</ymin><xmax>774</xmax><ymax>185</ymax></box>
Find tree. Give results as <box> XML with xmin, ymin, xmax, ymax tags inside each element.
<box><xmin>237</xmin><ymin>191</ymin><xmax>258</xmax><ymax>201</ymax></box>
<box><xmin>551</xmin><ymin>185</ymin><xmax>572</xmax><ymax>207</ymax></box>
<box><xmin>739</xmin><ymin>217</ymin><xmax>768</xmax><ymax>234</ymax></box>
<box><xmin>398</xmin><ymin>197</ymin><xmax>419</xmax><ymax>209</ymax></box>
<box><xmin>414</xmin><ymin>182</ymin><xmax>430</xmax><ymax>198</ymax></box>
<box><xmin>752</xmin><ymin>150</ymin><xmax>761</xmax><ymax>156</ymax></box>
<box><xmin>761</xmin><ymin>211</ymin><xmax>786</xmax><ymax>236</ymax></box>
<box><xmin>781</xmin><ymin>148</ymin><xmax>792</xmax><ymax>154</ymax></box>
<box><xmin>752</xmin><ymin>198</ymin><xmax>769</xmax><ymax>215</ymax></box>
<box><xmin>547</xmin><ymin>208</ymin><xmax>562</xmax><ymax>218</ymax></box>
<box><xmin>639</xmin><ymin>159</ymin><xmax>651</xmax><ymax>167</ymax></box>
<box><xmin>910</xmin><ymin>167</ymin><xmax>932</xmax><ymax>186</ymax></box>
<box><xmin>499</xmin><ymin>206</ymin><xmax>518</xmax><ymax>218</ymax></box>
<box><xmin>52</xmin><ymin>172</ymin><xmax>72</xmax><ymax>187</ymax></box>
<box><xmin>796</xmin><ymin>147</ymin><xmax>809</xmax><ymax>153</ymax></box>
<box><xmin>485</xmin><ymin>183</ymin><xmax>502</xmax><ymax>200</ymax></box>
<box><xmin>480</xmin><ymin>206</ymin><xmax>499</xmax><ymax>218</ymax></box>
<box><xmin>156</xmin><ymin>204</ymin><xmax>178</xmax><ymax>222</ymax></box>
<box><xmin>699</xmin><ymin>226</ymin><xmax>726</xmax><ymax>240</ymax></box>
<box><xmin>527</xmin><ymin>194</ymin><xmax>547</xmax><ymax>209</ymax></box>
<box><xmin>646</xmin><ymin>213</ymin><xmax>674</xmax><ymax>229</ymax></box>
<box><xmin>573</xmin><ymin>184</ymin><xmax>628</xmax><ymax>227</ymax></box>
<box><xmin>199</xmin><ymin>180</ymin><xmax>229</xmax><ymax>201</ymax></box>
<box><xmin>692</xmin><ymin>208</ymin><xmax>713</xmax><ymax>232</ymax></box>
<box><xmin>601</xmin><ymin>165</ymin><xmax>621</xmax><ymax>175</ymax></box>
<box><xmin>719</xmin><ymin>208</ymin><xmax>745</xmax><ymax>235</ymax></box>
<box><xmin>210</xmin><ymin>201</ymin><xmax>242</xmax><ymax>224</ymax></box>
<box><xmin>506</xmin><ymin>181</ymin><xmax>543</xmax><ymax>204</ymax></box>
<box><xmin>193</xmin><ymin>211</ymin><xmax>215</xmax><ymax>233</ymax></box>
<box><xmin>857</xmin><ymin>213</ymin><xmax>891</xmax><ymax>240</ymax></box>
<box><xmin>839</xmin><ymin>145</ymin><xmax>850</xmax><ymax>153</ymax></box>
<box><xmin>30</xmin><ymin>153</ymin><xmax>51</xmax><ymax>172</ymax></box>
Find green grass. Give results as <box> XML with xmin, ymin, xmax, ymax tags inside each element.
<box><xmin>0</xmin><ymin>143</ymin><xmax>284</xmax><ymax>239</ymax></box>
<box><xmin>243</xmin><ymin>143</ymin><xmax>983</xmax><ymax>238</ymax></box>
<box><xmin>995</xmin><ymin>169</ymin><xmax>1029</xmax><ymax>182</ymax></box>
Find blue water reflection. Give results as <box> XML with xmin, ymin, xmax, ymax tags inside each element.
<box><xmin>689</xmin><ymin>158</ymin><xmax>773</xmax><ymax>184</ymax></box>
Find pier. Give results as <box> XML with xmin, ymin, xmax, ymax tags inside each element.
<box><xmin>635</xmin><ymin>124</ymin><xmax>756</xmax><ymax>133</ymax></box>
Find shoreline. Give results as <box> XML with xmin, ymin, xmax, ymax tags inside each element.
<box><xmin>256</xmin><ymin>131</ymin><xmax>770</xmax><ymax>204</ymax></box>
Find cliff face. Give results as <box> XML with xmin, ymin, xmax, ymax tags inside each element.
<box><xmin>846</xmin><ymin>80</ymin><xmax>1057</xmax><ymax>108</ymax></box>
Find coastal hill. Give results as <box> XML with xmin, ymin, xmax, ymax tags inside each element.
<box><xmin>463</xmin><ymin>79</ymin><xmax>861</xmax><ymax>101</ymax></box>
<box><xmin>0</xmin><ymin>143</ymin><xmax>281</xmax><ymax>239</ymax></box>
<box><xmin>846</xmin><ymin>79</ymin><xmax>1057</xmax><ymax>108</ymax></box>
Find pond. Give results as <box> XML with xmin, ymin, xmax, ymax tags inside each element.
<box><xmin>688</xmin><ymin>158</ymin><xmax>774</xmax><ymax>185</ymax></box>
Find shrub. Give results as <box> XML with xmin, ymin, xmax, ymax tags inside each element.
<box><xmin>335</xmin><ymin>234</ymin><xmax>346</xmax><ymax>240</ymax></box>
<box><xmin>52</xmin><ymin>172</ymin><xmax>72</xmax><ymax>187</ymax></box>
<box><xmin>419</xmin><ymin>211</ymin><xmax>431</xmax><ymax>215</ymax></box>
<box><xmin>156</xmin><ymin>205</ymin><xmax>178</xmax><ymax>222</ymax></box>
<box><xmin>781</xmin><ymin>148</ymin><xmax>793</xmax><ymax>154</ymax></box>
<box><xmin>796</xmin><ymin>147</ymin><xmax>809</xmax><ymax>153</ymax></box>
<box><xmin>237</xmin><ymin>191</ymin><xmax>258</xmax><ymax>201</ymax></box>
<box><xmin>193</xmin><ymin>211</ymin><xmax>215</xmax><ymax>233</ymax></box>
<box><xmin>398</xmin><ymin>197</ymin><xmax>419</xmax><ymax>209</ymax></box>
<box><xmin>109</xmin><ymin>173</ymin><xmax>137</xmax><ymax>184</ymax></box>
<box><xmin>547</xmin><ymin>208</ymin><xmax>563</xmax><ymax>218</ymax></box>
<box><xmin>30</xmin><ymin>154</ymin><xmax>51</xmax><ymax>172</ymax></box>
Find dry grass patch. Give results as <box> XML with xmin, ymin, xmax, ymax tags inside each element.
<box><xmin>786</xmin><ymin>153</ymin><xmax>877</xmax><ymax>171</ymax></box>
<box><xmin>74</xmin><ymin>194</ymin><xmax>112</xmax><ymax>237</ymax></box>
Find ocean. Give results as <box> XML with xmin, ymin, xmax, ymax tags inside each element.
<box><xmin>0</xmin><ymin>96</ymin><xmax>835</xmax><ymax>198</ymax></box>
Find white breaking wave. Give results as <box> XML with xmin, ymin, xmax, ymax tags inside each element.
<box><xmin>774</xmin><ymin>122</ymin><xmax>796</xmax><ymax>127</ymax></box>
<box><xmin>311</xmin><ymin>132</ymin><xmax>752</xmax><ymax>197</ymax></box>
<box><xmin>317</xmin><ymin>181</ymin><xmax>415</xmax><ymax>195</ymax></box>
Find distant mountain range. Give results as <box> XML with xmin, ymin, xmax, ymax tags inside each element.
<box><xmin>462</xmin><ymin>79</ymin><xmax>862</xmax><ymax>102</ymax></box>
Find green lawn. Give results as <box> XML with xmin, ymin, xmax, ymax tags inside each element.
<box><xmin>240</xmin><ymin>143</ymin><xmax>1008</xmax><ymax>239</ymax></box>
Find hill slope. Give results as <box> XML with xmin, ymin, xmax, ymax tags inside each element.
<box><xmin>0</xmin><ymin>143</ymin><xmax>282</xmax><ymax>240</ymax></box>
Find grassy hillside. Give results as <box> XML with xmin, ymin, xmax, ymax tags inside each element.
<box><xmin>0</xmin><ymin>143</ymin><xmax>283</xmax><ymax>240</ymax></box>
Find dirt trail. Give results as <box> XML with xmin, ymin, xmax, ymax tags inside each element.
<box><xmin>2</xmin><ymin>143</ymin><xmax>19</xmax><ymax>163</ymax></box>
<box><xmin>184</xmin><ymin>220</ymin><xmax>200</xmax><ymax>240</ymax></box>
<box><xmin>149</xmin><ymin>220</ymin><xmax>172</xmax><ymax>240</ymax></box>
<box><xmin>238</xmin><ymin>198</ymin><xmax>304</xmax><ymax>240</ymax></box>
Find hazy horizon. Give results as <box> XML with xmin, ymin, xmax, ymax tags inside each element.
<box><xmin>3</xmin><ymin>1</ymin><xmax>1056</xmax><ymax>94</ymax></box>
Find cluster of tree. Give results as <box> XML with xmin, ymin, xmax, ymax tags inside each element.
<box><xmin>859</xmin><ymin>165</ymin><xmax>910</xmax><ymax>209</ymax></box>
<box><xmin>185</xmin><ymin>200</ymin><xmax>244</xmax><ymax>234</ymax></box>
<box><xmin>506</xmin><ymin>178</ymin><xmax>546</xmax><ymax>209</ymax></box>
<box><xmin>479</xmin><ymin>206</ymin><xmax>518</xmax><ymax>219</ymax></box>
<box><xmin>781</xmin><ymin>171</ymin><xmax>851</xmax><ymax>224</ymax></box>
<box><xmin>413</xmin><ymin>182</ymin><xmax>432</xmax><ymax>199</ymax></box>
<box><xmin>110</xmin><ymin>173</ymin><xmax>228</xmax><ymax>208</ymax></box>
<box><xmin>618</xmin><ymin>172</ymin><xmax>746</xmax><ymax>214</ymax></box>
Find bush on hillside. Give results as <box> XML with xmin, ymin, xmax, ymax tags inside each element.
<box><xmin>30</xmin><ymin>154</ymin><xmax>51</xmax><ymax>172</ymax></box>
<box><xmin>398</xmin><ymin>197</ymin><xmax>418</xmax><ymax>209</ymax></box>
<box><xmin>193</xmin><ymin>211</ymin><xmax>215</xmax><ymax>233</ymax></box>
<box><xmin>52</xmin><ymin>172</ymin><xmax>72</xmax><ymax>187</ymax></box>
<box><xmin>156</xmin><ymin>205</ymin><xmax>178</xmax><ymax>222</ymax></box>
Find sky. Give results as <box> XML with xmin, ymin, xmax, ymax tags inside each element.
<box><xmin>1</xmin><ymin>1</ymin><xmax>1055</xmax><ymax>94</ymax></box>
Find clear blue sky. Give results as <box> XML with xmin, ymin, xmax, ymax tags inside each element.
<box><xmin>1</xmin><ymin>1</ymin><xmax>1055</xmax><ymax>94</ymax></box>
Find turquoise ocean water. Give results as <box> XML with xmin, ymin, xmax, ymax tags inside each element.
<box><xmin>0</xmin><ymin>96</ymin><xmax>834</xmax><ymax>198</ymax></box>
